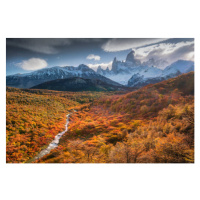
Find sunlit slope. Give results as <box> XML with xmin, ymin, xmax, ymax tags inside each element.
<box><xmin>35</xmin><ymin>72</ymin><xmax>194</xmax><ymax>163</ymax></box>
<box><xmin>6</xmin><ymin>87</ymin><xmax>117</xmax><ymax>163</ymax></box>
<box><xmin>97</xmin><ymin>72</ymin><xmax>194</xmax><ymax>119</ymax></box>
<box><xmin>6</xmin><ymin>88</ymin><xmax>79</xmax><ymax>163</ymax></box>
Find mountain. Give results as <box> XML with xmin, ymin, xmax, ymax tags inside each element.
<box><xmin>31</xmin><ymin>77</ymin><xmax>129</xmax><ymax>92</ymax></box>
<box><xmin>128</xmin><ymin>73</ymin><xmax>165</xmax><ymax>88</ymax></box>
<box><xmin>163</xmin><ymin>60</ymin><xmax>194</xmax><ymax>75</ymax></box>
<box><xmin>6</xmin><ymin>64</ymin><xmax>121</xmax><ymax>88</ymax></box>
<box><xmin>7</xmin><ymin>50</ymin><xmax>194</xmax><ymax>90</ymax></box>
<box><xmin>125</xmin><ymin>50</ymin><xmax>141</xmax><ymax>66</ymax></box>
<box><xmin>96</xmin><ymin>50</ymin><xmax>168</xmax><ymax>85</ymax></box>
<box><xmin>128</xmin><ymin>60</ymin><xmax>194</xmax><ymax>88</ymax></box>
<box><xmin>102</xmin><ymin>71</ymin><xmax>194</xmax><ymax>118</ymax></box>
<box><xmin>97</xmin><ymin>66</ymin><xmax>110</xmax><ymax>76</ymax></box>
<box><xmin>96</xmin><ymin>50</ymin><xmax>194</xmax><ymax>87</ymax></box>
<box><xmin>143</xmin><ymin>58</ymin><xmax>169</xmax><ymax>69</ymax></box>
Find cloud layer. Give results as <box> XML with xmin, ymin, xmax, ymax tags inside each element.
<box><xmin>102</xmin><ymin>38</ymin><xmax>168</xmax><ymax>52</ymax></box>
<box><xmin>86</xmin><ymin>54</ymin><xmax>101</xmax><ymax>61</ymax></box>
<box><xmin>135</xmin><ymin>40</ymin><xmax>194</xmax><ymax>68</ymax></box>
<box><xmin>87</xmin><ymin>61</ymin><xmax>112</xmax><ymax>71</ymax></box>
<box><xmin>18</xmin><ymin>58</ymin><xmax>48</xmax><ymax>70</ymax></box>
<box><xmin>7</xmin><ymin>38</ymin><xmax>105</xmax><ymax>55</ymax></box>
<box><xmin>7</xmin><ymin>39</ymin><xmax>72</xmax><ymax>54</ymax></box>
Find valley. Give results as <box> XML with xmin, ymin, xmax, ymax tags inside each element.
<box><xmin>6</xmin><ymin>72</ymin><xmax>194</xmax><ymax>163</ymax></box>
<box><xmin>6</xmin><ymin>87</ymin><xmax>113</xmax><ymax>162</ymax></box>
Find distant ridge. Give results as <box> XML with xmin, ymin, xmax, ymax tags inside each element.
<box><xmin>31</xmin><ymin>77</ymin><xmax>130</xmax><ymax>92</ymax></box>
<box><xmin>6</xmin><ymin>64</ymin><xmax>122</xmax><ymax>89</ymax></box>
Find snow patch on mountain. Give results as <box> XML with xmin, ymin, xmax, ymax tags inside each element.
<box><xmin>128</xmin><ymin>60</ymin><xmax>194</xmax><ymax>87</ymax></box>
<box><xmin>96</xmin><ymin>51</ymin><xmax>194</xmax><ymax>87</ymax></box>
<box><xmin>6</xmin><ymin>64</ymin><xmax>121</xmax><ymax>88</ymax></box>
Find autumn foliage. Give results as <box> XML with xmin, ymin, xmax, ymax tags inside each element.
<box><xmin>6</xmin><ymin>88</ymin><xmax>109</xmax><ymax>163</ymax></box>
<box><xmin>32</xmin><ymin>72</ymin><xmax>194</xmax><ymax>163</ymax></box>
<box><xmin>6</xmin><ymin>72</ymin><xmax>194</xmax><ymax>163</ymax></box>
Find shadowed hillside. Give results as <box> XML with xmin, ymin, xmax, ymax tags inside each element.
<box><xmin>31</xmin><ymin>77</ymin><xmax>130</xmax><ymax>92</ymax></box>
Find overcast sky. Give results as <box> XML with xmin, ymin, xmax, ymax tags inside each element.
<box><xmin>6</xmin><ymin>38</ymin><xmax>194</xmax><ymax>75</ymax></box>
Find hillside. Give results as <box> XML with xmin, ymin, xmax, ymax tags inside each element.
<box><xmin>97</xmin><ymin>72</ymin><xmax>194</xmax><ymax>118</ymax></box>
<box><xmin>31</xmin><ymin>77</ymin><xmax>129</xmax><ymax>92</ymax></box>
<box><xmin>6</xmin><ymin>87</ymin><xmax>113</xmax><ymax>163</ymax></box>
<box><xmin>34</xmin><ymin>72</ymin><xmax>194</xmax><ymax>163</ymax></box>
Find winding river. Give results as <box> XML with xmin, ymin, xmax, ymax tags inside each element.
<box><xmin>34</xmin><ymin>114</ymin><xmax>70</xmax><ymax>160</ymax></box>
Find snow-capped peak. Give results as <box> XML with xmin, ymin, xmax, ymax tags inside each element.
<box><xmin>125</xmin><ymin>50</ymin><xmax>141</xmax><ymax>66</ymax></box>
<box><xmin>164</xmin><ymin>60</ymin><xmax>194</xmax><ymax>73</ymax></box>
<box><xmin>96</xmin><ymin>50</ymin><xmax>194</xmax><ymax>86</ymax></box>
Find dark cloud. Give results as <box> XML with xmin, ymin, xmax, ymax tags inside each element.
<box><xmin>101</xmin><ymin>38</ymin><xmax>168</xmax><ymax>52</ymax></box>
<box><xmin>138</xmin><ymin>38</ymin><xmax>194</xmax><ymax>49</ymax></box>
<box><xmin>6</xmin><ymin>38</ymin><xmax>194</xmax><ymax>75</ymax></box>
<box><xmin>7</xmin><ymin>38</ymin><xmax>108</xmax><ymax>54</ymax></box>
<box><xmin>166</xmin><ymin>43</ymin><xmax>194</xmax><ymax>62</ymax></box>
<box><xmin>135</xmin><ymin>40</ymin><xmax>194</xmax><ymax>68</ymax></box>
<box><xmin>7</xmin><ymin>38</ymin><xmax>71</xmax><ymax>54</ymax></box>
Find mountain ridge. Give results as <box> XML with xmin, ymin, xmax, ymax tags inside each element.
<box><xmin>6</xmin><ymin>64</ymin><xmax>122</xmax><ymax>89</ymax></box>
<box><xmin>6</xmin><ymin>50</ymin><xmax>194</xmax><ymax>90</ymax></box>
<box><xmin>31</xmin><ymin>77</ymin><xmax>130</xmax><ymax>92</ymax></box>
<box><xmin>97</xmin><ymin>51</ymin><xmax>194</xmax><ymax>87</ymax></box>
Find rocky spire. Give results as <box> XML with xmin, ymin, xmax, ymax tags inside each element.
<box><xmin>97</xmin><ymin>65</ymin><xmax>102</xmax><ymax>74</ymax></box>
<box><xmin>125</xmin><ymin>50</ymin><xmax>141</xmax><ymax>66</ymax></box>
<box><xmin>125</xmin><ymin>50</ymin><xmax>135</xmax><ymax>64</ymax></box>
<box><xmin>111</xmin><ymin>57</ymin><xmax>118</xmax><ymax>73</ymax></box>
<box><xmin>106</xmin><ymin>66</ymin><xmax>110</xmax><ymax>72</ymax></box>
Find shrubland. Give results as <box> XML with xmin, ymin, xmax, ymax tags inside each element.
<box><xmin>33</xmin><ymin>72</ymin><xmax>194</xmax><ymax>163</ymax></box>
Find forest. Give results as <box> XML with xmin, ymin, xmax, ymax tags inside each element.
<box><xmin>6</xmin><ymin>72</ymin><xmax>194</xmax><ymax>163</ymax></box>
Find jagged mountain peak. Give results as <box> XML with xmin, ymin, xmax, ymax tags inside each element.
<box><xmin>125</xmin><ymin>50</ymin><xmax>141</xmax><ymax>66</ymax></box>
<box><xmin>6</xmin><ymin>64</ymin><xmax>121</xmax><ymax>89</ymax></box>
<box><xmin>113</xmin><ymin>57</ymin><xmax>117</xmax><ymax>62</ymax></box>
<box><xmin>164</xmin><ymin>60</ymin><xmax>194</xmax><ymax>74</ymax></box>
<box><xmin>143</xmin><ymin>58</ymin><xmax>169</xmax><ymax>69</ymax></box>
<box><xmin>97</xmin><ymin>65</ymin><xmax>103</xmax><ymax>74</ymax></box>
<box><xmin>77</xmin><ymin>64</ymin><xmax>92</xmax><ymax>71</ymax></box>
<box><xmin>125</xmin><ymin>50</ymin><xmax>135</xmax><ymax>63</ymax></box>
<box><xmin>96</xmin><ymin>50</ymin><xmax>194</xmax><ymax>87</ymax></box>
<box><xmin>106</xmin><ymin>67</ymin><xmax>110</xmax><ymax>72</ymax></box>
